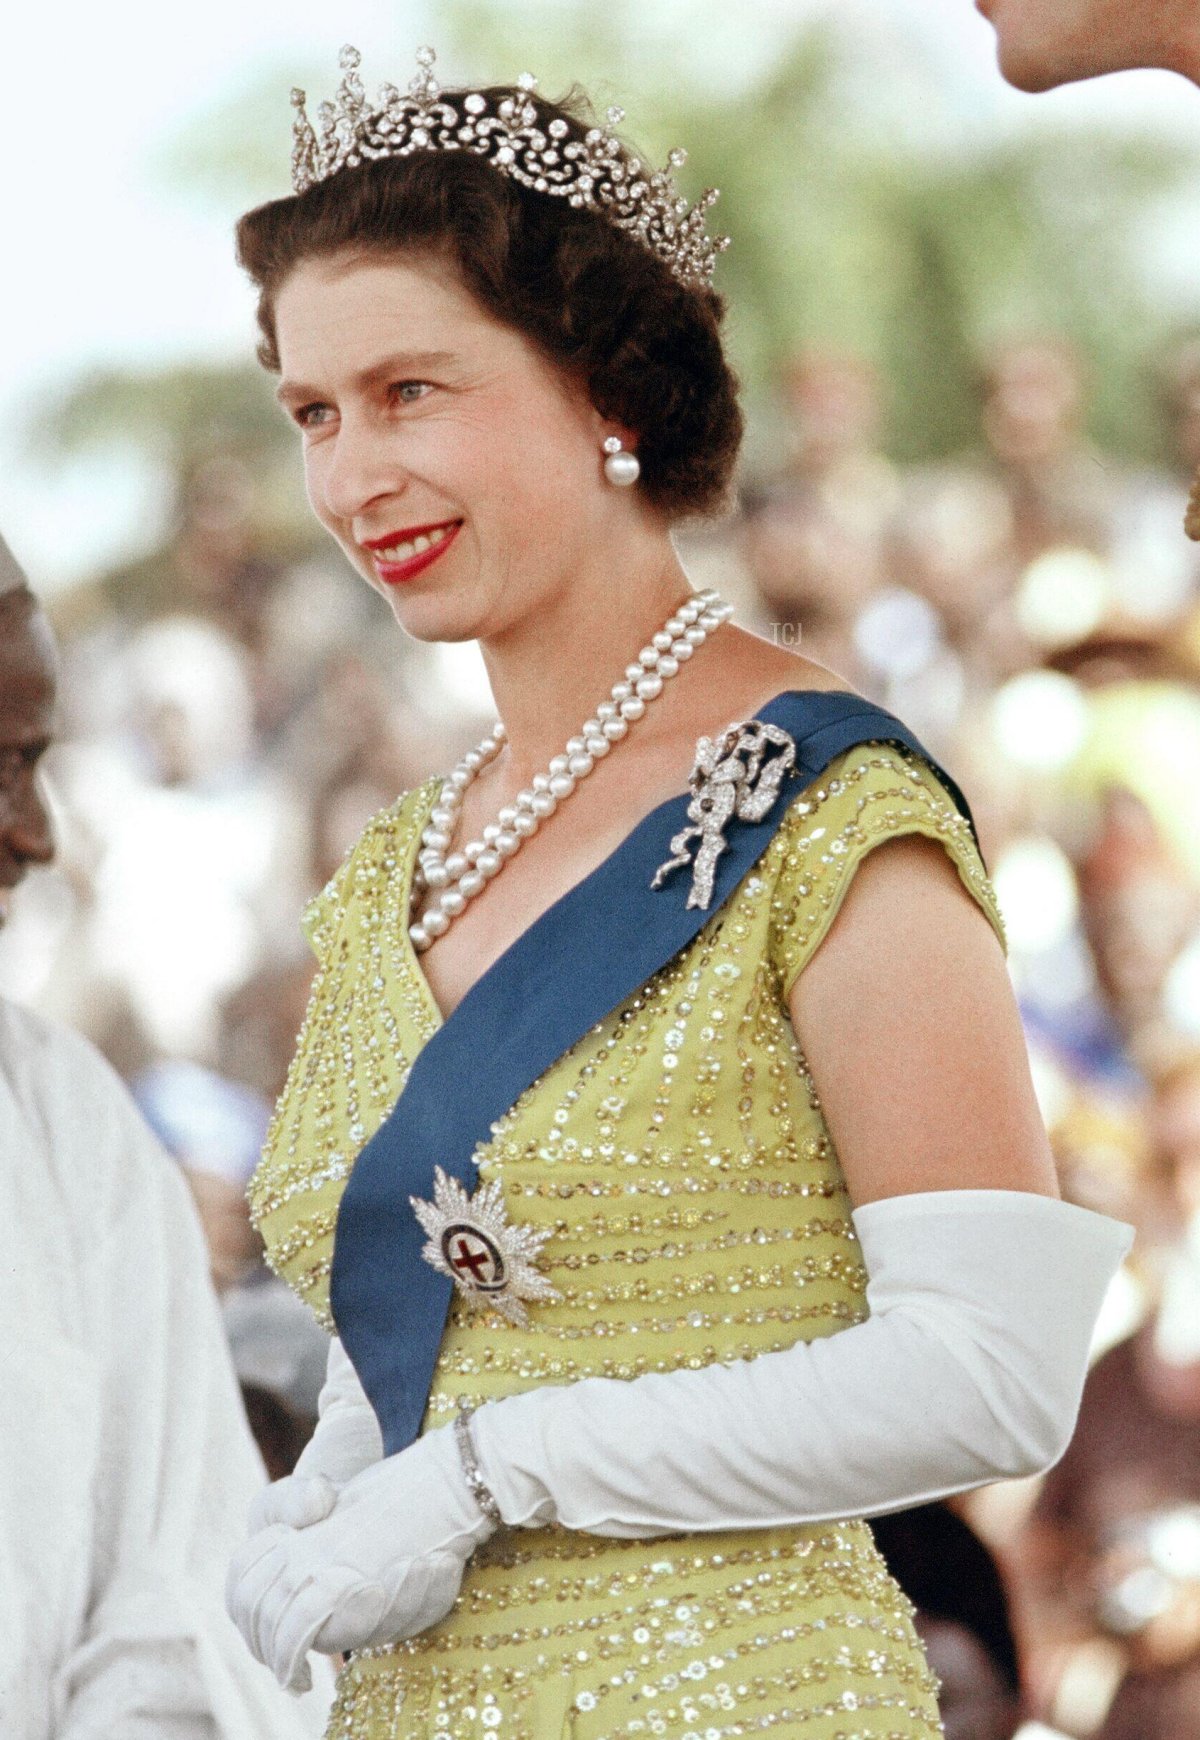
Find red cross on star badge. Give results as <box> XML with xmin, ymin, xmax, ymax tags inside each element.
<box><xmin>409</xmin><ymin>1166</ymin><xmax>561</xmax><ymax>1326</ymax></box>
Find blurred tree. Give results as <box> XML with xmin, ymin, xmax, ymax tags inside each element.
<box><xmin>26</xmin><ymin>362</ymin><xmax>318</xmax><ymax>624</ymax></box>
<box><xmin>154</xmin><ymin>54</ymin><xmax>331</xmax><ymax>215</ymax></box>
<box><xmin>32</xmin><ymin>0</ymin><xmax>1199</xmax><ymax>550</ymax></box>
<box><xmin>28</xmin><ymin>361</ymin><xmax>286</xmax><ymax>469</ymax></box>
<box><xmin>438</xmin><ymin>1</ymin><xmax>1192</xmax><ymax>463</ymax></box>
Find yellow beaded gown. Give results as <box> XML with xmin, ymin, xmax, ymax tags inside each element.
<box><xmin>249</xmin><ymin>716</ymin><xmax>1008</xmax><ymax>1740</ymax></box>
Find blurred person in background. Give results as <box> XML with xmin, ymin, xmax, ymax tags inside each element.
<box><xmin>975</xmin><ymin>0</ymin><xmax>1200</xmax><ymax>92</ymax></box>
<box><xmin>976</xmin><ymin>337</ymin><xmax>1114</xmax><ymax>567</ymax></box>
<box><xmin>1075</xmin><ymin>784</ymin><xmax>1200</xmax><ymax>1063</ymax></box>
<box><xmin>871</xmin><ymin>470</ymin><xmax>1015</xmax><ymax>734</ymax></box>
<box><xmin>957</xmin><ymin>552</ymin><xmax>1200</xmax><ymax>1733</ymax></box>
<box><xmin>129</xmin><ymin>1053</ymin><xmax>334</xmax><ymax>1477</ymax></box>
<box><xmin>220</xmin><ymin>43</ymin><xmax>1130</xmax><ymax>1733</ymax></box>
<box><xmin>1016</xmin><ymin>1050</ymin><xmax>1200</xmax><ymax>1738</ymax></box>
<box><xmin>282</xmin><ymin>650</ymin><xmax>428</xmax><ymax>873</ymax></box>
<box><xmin>739</xmin><ymin>348</ymin><xmax>897</xmax><ymax>682</ymax></box>
<box><xmin>1141</xmin><ymin>335</ymin><xmax>1200</xmax><ymax>576</ymax></box>
<box><xmin>0</xmin><ymin>534</ymin><xmax>332</xmax><ymax>1736</ymax></box>
<box><xmin>94</xmin><ymin>453</ymin><xmax>287</xmax><ymax>641</ymax></box>
<box><xmin>974</xmin><ymin>8</ymin><xmax>1200</xmax><ymax>553</ymax></box>
<box><xmin>217</xmin><ymin>949</ymin><xmax>322</xmax><ymax>1104</ymax></box>
<box><xmin>1054</xmin><ymin>664</ymin><xmax>1200</xmax><ymax>1084</ymax></box>
<box><xmin>1054</xmin><ymin>337</ymin><xmax>1200</xmax><ymax>669</ymax></box>
<box><xmin>131</xmin><ymin>1056</ymin><xmax>275</xmax><ymax>1294</ymax></box>
<box><xmin>858</xmin><ymin>338</ymin><xmax>1120</xmax><ymax>745</ymax></box>
<box><xmin>873</xmin><ymin>1501</ymin><xmax>1026</xmax><ymax>1740</ymax></box>
<box><xmin>52</xmin><ymin>614</ymin><xmax>311</xmax><ymax>1064</ymax></box>
<box><xmin>1157</xmin><ymin>338</ymin><xmax>1200</xmax><ymax>501</ymax></box>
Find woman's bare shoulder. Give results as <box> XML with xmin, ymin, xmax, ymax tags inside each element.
<box><xmin>673</xmin><ymin>632</ymin><xmax>862</xmax><ymax>731</ymax></box>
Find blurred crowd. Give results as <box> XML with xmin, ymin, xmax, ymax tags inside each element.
<box><xmin>5</xmin><ymin>331</ymin><xmax>1200</xmax><ymax>1737</ymax></box>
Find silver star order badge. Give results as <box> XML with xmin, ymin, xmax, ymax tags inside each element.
<box><xmin>409</xmin><ymin>1166</ymin><xmax>561</xmax><ymax>1326</ymax></box>
<box><xmin>651</xmin><ymin>719</ymin><xmax>798</xmax><ymax>910</ymax></box>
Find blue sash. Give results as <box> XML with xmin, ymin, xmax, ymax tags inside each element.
<box><xmin>330</xmin><ymin>689</ymin><xmax>982</xmax><ymax>1452</ymax></box>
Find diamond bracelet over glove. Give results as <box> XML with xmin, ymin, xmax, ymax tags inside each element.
<box><xmin>454</xmin><ymin>1404</ymin><xmax>503</xmax><ymax>1526</ymax></box>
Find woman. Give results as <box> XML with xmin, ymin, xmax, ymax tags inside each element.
<box><xmin>226</xmin><ymin>46</ymin><xmax>1133</xmax><ymax>1737</ymax></box>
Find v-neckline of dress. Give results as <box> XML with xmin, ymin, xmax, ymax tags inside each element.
<box><xmin>396</xmin><ymin>685</ymin><xmax>860</xmax><ymax>1038</ymax></box>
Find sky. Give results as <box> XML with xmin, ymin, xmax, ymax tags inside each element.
<box><xmin>4</xmin><ymin>0</ymin><xmax>1200</xmax><ymax>591</ymax></box>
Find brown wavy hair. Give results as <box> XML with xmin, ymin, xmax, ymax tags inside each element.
<box><xmin>234</xmin><ymin>85</ymin><xmax>743</xmax><ymax>520</ymax></box>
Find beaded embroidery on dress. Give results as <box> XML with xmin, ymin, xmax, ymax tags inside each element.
<box><xmin>250</xmin><ymin>734</ymin><xmax>1006</xmax><ymax>1738</ymax></box>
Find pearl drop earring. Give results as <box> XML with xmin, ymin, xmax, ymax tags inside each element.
<box><xmin>603</xmin><ymin>436</ymin><xmax>641</xmax><ymax>488</ymax></box>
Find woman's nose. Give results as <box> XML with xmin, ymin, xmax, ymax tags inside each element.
<box><xmin>318</xmin><ymin>415</ymin><xmax>406</xmax><ymax>523</ymax></box>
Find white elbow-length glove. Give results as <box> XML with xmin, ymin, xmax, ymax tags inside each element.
<box><xmin>227</xmin><ymin>1187</ymin><xmax>1131</xmax><ymax>1691</ymax></box>
<box><xmin>468</xmin><ymin>1188</ymin><xmax>1134</xmax><ymax>1536</ymax></box>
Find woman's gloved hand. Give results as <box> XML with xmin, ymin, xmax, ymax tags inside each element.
<box><xmin>225</xmin><ymin>1419</ymin><xmax>496</xmax><ymax>1693</ymax></box>
<box><xmin>246</xmin><ymin>1337</ymin><xmax>382</xmax><ymax>1540</ymax></box>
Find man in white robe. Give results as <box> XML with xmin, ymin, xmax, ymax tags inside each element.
<box><xmin>0</xmin><ymin>539</ymin><xmax>333</xmax><ymax>1737</ymax></box>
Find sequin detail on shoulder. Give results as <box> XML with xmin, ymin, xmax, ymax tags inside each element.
<box><xmin>768</xmin><ymin>740</ymin><xmax>1006</xmax><ymax>1001</ymax></box>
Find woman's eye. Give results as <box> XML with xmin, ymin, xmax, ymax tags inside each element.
<box><xmin>392</xmin><ymin>381</ymin><xmax>432</xmax><ymax>404</ymax></box>
<box><xmin>295</xmin><ymin>403</ymin><xmax>333</xmax><ymax>428</ymax></box>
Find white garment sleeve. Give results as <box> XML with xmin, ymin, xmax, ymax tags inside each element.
<box><xmin>37</xmin><ymin>1030</ymin><xmax>333</xmax><ymax>1739</ymax></box>
<box><xmin>470</xmin><ymin>1188</ymin><xmax>1134</xmax><ymax>1539</ymax></box>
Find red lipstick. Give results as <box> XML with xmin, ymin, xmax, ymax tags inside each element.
<box><xmin>363</xmin><ymin>520</ymin><xmax>462</xmax><ymax>586</ymax></box>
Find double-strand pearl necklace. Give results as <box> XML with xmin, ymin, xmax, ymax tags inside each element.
<box><xmin>409</xmin><ymin>587</ymin><xmax>735</xmax><ymax>952</ymax></box>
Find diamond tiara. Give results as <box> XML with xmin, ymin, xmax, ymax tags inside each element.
<box><xmin>289</xmin><ymin>45</ymin><xmax>730</xmax><ymax>290</ymax></box>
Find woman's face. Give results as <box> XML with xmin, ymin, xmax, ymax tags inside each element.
<box><xmin>977</xmin><ymin>0</ymin><xmax>1187</xmax><ymax>91</ymax></box>
<box><xmin>273</xmin><ymin>252</ymin><xmax>624</xmax><ymax>639</ymax></box>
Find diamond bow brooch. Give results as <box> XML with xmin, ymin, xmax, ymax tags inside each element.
<box><xmin>651</xmin><ymin>719</ymin><xmax>798</xmax><ymax>910</ymax></box>
<box><xmin>410</xmin><ymin>1166</ymin><xmax>561</xmax><ymax>1326</ymax></box>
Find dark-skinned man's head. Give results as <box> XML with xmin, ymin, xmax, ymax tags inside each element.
<box><xmin>0</xmin><ymin>540</ymin><xmax>57</xmax><ymax>931</ymax></box>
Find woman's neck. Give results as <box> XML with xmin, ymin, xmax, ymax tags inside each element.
<box><xmin>475</xmin><ymin>533</ymin><xmax>700</xmax><ymax>790</ymax></box>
